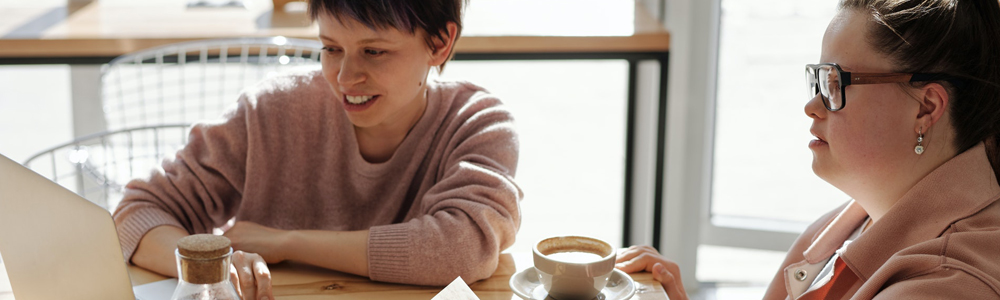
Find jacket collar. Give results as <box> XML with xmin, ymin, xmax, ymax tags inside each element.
<box><xmin>803</xmin><ymin>143</ymin><xmax>1000</xmax><ymax>280</ymax></box>
<box><xmin>801</xmin><ymin>200</ymin><xmax>867</xmax><ymax>264</ymax></box>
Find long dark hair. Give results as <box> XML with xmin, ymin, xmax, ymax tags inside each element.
<box><xmin>839</xmin><ymin>0</ymin><xmax>1000</xmax><ymax>183</ymax></box>
<box><xmin>308</xmin><ymin>0</ymin><xmax>466</xmax><ymax>70</ymax></box>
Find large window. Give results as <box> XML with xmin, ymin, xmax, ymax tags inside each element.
<box><xmin>438</xmin><ymin>60</ymin><xmax>629</xmax><ymax>253</ymax></box>
<box><xmin>0</xmin><ymin>62</ymin><xmax>631</xmax><ymax>256</ymax></box>
<box><xmin>701</xmin><ymin>0</ymin><xmax>846</xmax><ymax>284</ymax></box>
<box><xmin>0</xmin><ymin>65</ymin><xmax>73</xmax><ymax>162</ymax></box>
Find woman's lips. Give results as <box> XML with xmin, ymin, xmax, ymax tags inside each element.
<box><xmin>809</xmin><ymin>137</ymin><xmax>828</xmax><ymax>148</ymax></box>
<box><xmin>809</xmin><ymin>128</ymin><xmax>827</xmax><ymax>148</ymax></box>
<box><xmin>342</xmin><ymin>95</ymin><xmax>379</xmax><ymax>112</ymax></box>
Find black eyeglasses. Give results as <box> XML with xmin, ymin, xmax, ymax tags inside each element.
<box><xmin>805</xmin><ymin>63</ymin><xmax>961</xmax><ymax>111</ymax></box>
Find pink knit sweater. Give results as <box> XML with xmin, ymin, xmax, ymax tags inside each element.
<box><xmin>111</xmin><ymin>70</ymin><xmax>522</xmax><ymax>285</ymax></box>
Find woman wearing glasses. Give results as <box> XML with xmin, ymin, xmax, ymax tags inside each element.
<box><xmin>617</xmin><ymin>0</ymin><xmax>1000</xmax><ymax>299</ymax></box>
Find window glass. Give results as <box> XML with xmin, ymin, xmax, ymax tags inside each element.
<box><xmin>438</xmin><ymin>60</ymin><xmax>629</xmax><ymax>252</ymax></box>
<box><xmin>712</xmin><ymin>0</ymin><xmax>846</xmax><ymax>224</ymax></box>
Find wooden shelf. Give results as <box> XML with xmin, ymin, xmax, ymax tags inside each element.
<box><xmin>0</xmin><ymin>0</ymin><xmax>668</xmax><ymax>58</ymax></box>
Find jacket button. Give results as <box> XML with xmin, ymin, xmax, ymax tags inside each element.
<box><xmin>794</xmin><ymin>269</ymin><xmax>808</xmax><ymax>281</ymax></box>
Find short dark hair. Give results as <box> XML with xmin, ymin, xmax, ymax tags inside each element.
<box><xmin>308</xmin><ymin>0</ymin><xmax>466</xmax><ymax>70</ymax></box>
<box><xmin>839</xmin><ymin>0</ymin><xmax>1000</xmax><ymax>182</ymax></box>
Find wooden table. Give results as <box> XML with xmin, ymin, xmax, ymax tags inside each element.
<box><xmin>0</xmin><ymin>0</ymin><xmax>672</xmax><ymax>251</ymax></box>
<box><xmin>124</xmin><ymin>253</ymin><xmax>668</xmax><ymax>300</ymax></box>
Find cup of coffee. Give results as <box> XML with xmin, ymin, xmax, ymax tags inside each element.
<box><xmin>533</xmin><ymin>236</ymin><xmax>616</xmax><ymax>300</ymax></box>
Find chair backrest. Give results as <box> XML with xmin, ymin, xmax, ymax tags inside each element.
<box><xmin>22</xmin><ymin>124</ymin><xmax>191</xmax><ymax>211</ymax></box>
<box><xmin>23</xmin><ymin>37</ymin><xmax>322</xmax><ymax>210</ymax></box>
<box><xmin>101</xmin><ymin>36</ymin><xmax>323</xmax><ymax>131</ymax></box>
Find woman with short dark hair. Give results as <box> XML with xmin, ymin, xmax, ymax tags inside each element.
<box><xmin>113</xmin><ymin>1</ymin><xmax>522</xmax><ymax>298</ymax></box>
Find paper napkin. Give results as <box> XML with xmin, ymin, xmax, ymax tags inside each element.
<box><xmin>430</xmin><ymin>277</ymin><xmax>480</xmax><ymax>300</ymax></box>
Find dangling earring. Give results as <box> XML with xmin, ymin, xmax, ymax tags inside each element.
<box><xmin>915</xmin><ymin>127</ymin><xmax>925</xmax><ymax>155</ymax></box>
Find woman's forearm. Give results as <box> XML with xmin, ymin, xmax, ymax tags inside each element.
<box><xmin>131</xmin><ymin>225</ymin><xmax>189</xmax><ymax>277</ymax></box>
<box><xmin>282</xmin><ymin>229</ymin><xmax>370</xmax><ymax>277</ymax></box>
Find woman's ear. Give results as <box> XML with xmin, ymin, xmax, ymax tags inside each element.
<box><xmin>915</xmin><ymin>82</ymin><xmax>950</xmax><ymax>132</ymax></box>
<box><xmin>429</xmin><ymin>22</ymin><xmax>459</xmax><ymax>67</ymax></box>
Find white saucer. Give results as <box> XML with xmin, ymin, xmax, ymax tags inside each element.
<box><xmin>509</xmin><ymin>267</ymin><xmax>636</xmax><ymax>300</ymax></box>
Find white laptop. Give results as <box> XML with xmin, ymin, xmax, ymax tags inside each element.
<box><xmin>0</xmin><ymin>152</ymin><xmax>143</xmax><ymax>300</ymax></box>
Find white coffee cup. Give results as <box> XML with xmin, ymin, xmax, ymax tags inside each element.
<box><xmin>532</xmin><ymin>236</ymin><xmax>616</xmax><ymax>300</ymax></box>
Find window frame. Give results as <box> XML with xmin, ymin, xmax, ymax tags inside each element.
<box><xmin>650</xmin><ymin>0</ymin><xmax>809</xmax><ymax>291</ymax></box>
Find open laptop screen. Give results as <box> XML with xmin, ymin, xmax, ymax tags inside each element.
<box><xmin>0</xmin><ymin>153</ymin><xmax>136</xmax><ymax>300</ymax></box>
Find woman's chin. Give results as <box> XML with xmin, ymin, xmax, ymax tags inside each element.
<box><xmin>811</xmin><ymin>158</ymin><xmax>830</xmax><ymax>180</ymax></box>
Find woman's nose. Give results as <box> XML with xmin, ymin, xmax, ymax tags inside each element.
<box><xmin>804</xmin><ymin>92</ymin><xmax>826</xmax><ymax>120</ymax></box>
<box><xmin>337</xmin><ymin>55</ymin><xmax>366</xmax><ymax>86</ymax></box>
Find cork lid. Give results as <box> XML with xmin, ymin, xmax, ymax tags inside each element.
<box><xmin>177</xmin><ymin>234</ymin><xmax>231</xmax><ymax>259</ymax></box>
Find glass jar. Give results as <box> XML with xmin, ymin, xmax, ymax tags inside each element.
<box><xmin>169</xmin><ymin>234</ymin><xmax>241</xmax><ymax>300</ymax></box>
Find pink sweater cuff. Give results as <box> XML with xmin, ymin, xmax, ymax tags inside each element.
<box><xmin>114</xmin><ymin>205</ymin><xmax>185</xmax><ymax>262</ymax></box>
<box><xmin>367</xmin><ymin>225</ymin><xmax>414</xmax><ymax>283</ymax></box>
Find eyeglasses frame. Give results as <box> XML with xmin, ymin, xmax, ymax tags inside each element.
<box><xmin>805</xmin><ymin>63</ymin><xmax>961</xmax><ymax>111</ymax></box>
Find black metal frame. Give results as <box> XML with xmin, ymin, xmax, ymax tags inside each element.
<box><xmin>3</xmin><ymin>50</ymin><xmax>670</xmax><ymax>249</ymax></box>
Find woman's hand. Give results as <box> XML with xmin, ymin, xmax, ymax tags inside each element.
<box><xmin>223</xmin><ymin>221</ymin><xmax>289</xmax><ymax>264</ymax></box>
<box><xmin>228</xmin><ymin>250</ymin><xmax>274</xmax><ymax>300</ymax></box>
<box><xmin>615</xmin><ymin>245</ymin><xmax>689</xmax><ymax>300</ymax></box>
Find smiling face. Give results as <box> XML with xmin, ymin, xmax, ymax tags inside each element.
<box><xmin>805</xmin><ymin>9</ymin><xmax>925</xmax><ymax>198</ymax></box>
<box><xmin>317</xmin><ymin>13</ymin><xmax>441</xmax><ymax>132</ymax></box>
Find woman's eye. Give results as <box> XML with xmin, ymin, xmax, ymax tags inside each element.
<box><xmin>365</xmin><ymin>49</ymin><xmax>386</xmax><ymax>56</ymax></box>
<box><xmin>321</xmin><ymin>46</ymin><xmax>342</xmax><ymax>53</ymax></box>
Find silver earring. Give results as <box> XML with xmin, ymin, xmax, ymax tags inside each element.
<box><xmin>915</xmin><ymin>128</ymin><xmax>925</xmax><ymax>155</ymax></box>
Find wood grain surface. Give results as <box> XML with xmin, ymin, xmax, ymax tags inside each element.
<box><xmin>0</xmin><ymin>0</ymin><xmax>669</xmax><ymax>58</ymax></box>
<box><xmin>127</xmin><ymin>253</ymin><xmax>668</xmax><ymax>300</ymax></box>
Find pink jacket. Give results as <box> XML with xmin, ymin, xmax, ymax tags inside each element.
<box><xmin>764</xmin><ymin>143</ymin><xmax>1000</xmax><ymax>299</ymax></box>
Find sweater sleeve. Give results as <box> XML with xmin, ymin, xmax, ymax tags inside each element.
<box><xmin>112</xmin><ymin>96</ymin><xmax>252</xmax><ymax>262</ymax></box>
<box><xmin>367</xmin><ymin>92</ymin><xmax>522</xmax><ymax>286</ymax></box>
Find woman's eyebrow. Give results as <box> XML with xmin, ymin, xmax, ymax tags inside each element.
<box><xmin>358</xmin><ymin>38</ymin><xmax>392</xmax><ymax>45</ymax></box>
<box><xmin>318</xmin><ymin>35</ymin><xmax>392</xmax><ymax>45</ymax></box>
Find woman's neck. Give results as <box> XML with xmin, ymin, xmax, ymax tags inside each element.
<box><xmin>354</xmin><ymin>89</ymin><xmax>429</xmax><ymax>163</ymax></box>
<box><xmin>854</xmin><ymin>143</ymin><xmax>957</xmax><ymax>223</ymax></box>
